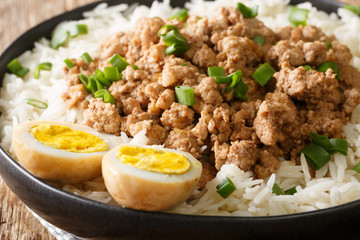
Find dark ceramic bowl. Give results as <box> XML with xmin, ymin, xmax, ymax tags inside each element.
<box><xmin>1</xmin><ymin>0</ymin><xmax>359</xmax><ymax>239</ymax></box>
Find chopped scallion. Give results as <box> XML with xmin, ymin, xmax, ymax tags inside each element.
<box><xmin>94</xmin><ymin>76</ymin><xmax>105</xmax><ymax>91</ymax></box>
<box><xmin>225</xmin><ymin>70</ymin><xmax>243</xmax><ymax>92</ymax></box>
<box><xmin>68</xmin><ymin>24</ymin><xmax>88</xmax><ymax>38</ymax></box>
<box><xmin>233</xmin><ymin>78</ymin><xmax>249</xmax><ymax>101</ymax></box>
<box><xmin>175</xmin><ymin>85</ymin><xmax>194</xmax><ymax>106</ymax></box>
<box><xmin>207</xmin><ymin>66</ymin><xmax>226</xmax><ymax>77</ymax></box>
<box><xmin>79</xmin><ymin>74</ymin><xmax>97</xmax><ymax>93</ymax></box>
<box><xmin>50</xmin><ymin>24</ymin><xmax>88</xmax><ymax>49</ymax></box>
<box><xmin>237</xmin><ymin>3</ymin><xmax>258</xmax><ymax>18</ymax></box>
<box><xmin>309</xmin><ymin>132</ymin><xmax>334</xmax><ymax>152</ymax></box>
<box><xmin>208</xmin><ymin>66</ymin><xmax>231</xmax><ymax>83</ymax></box>
<box><xmin>272</xmin><ymin>183</ymin><xmax>284</xmax><ymax>195</ymax></box>
<box><xmin>50</xmin><ymin>28</ymin><xmax>69</xmax><ymax>49</ymax></box>
<box><xmin>104</xmin><ymin>66</ymin><xmax>121</xmax><ymax>82</ymax></box>
<box><xmin>6</xmin><ymin>59</ymin><xmax>29</xmax><ymax>77</ymax></box>
<box><xmin>303</xmin><ymin>65</ymin><xmax>313</xmax><ymax>71</ymax></box>
<box><xmin>132</xmin><ymin>65</ymin><xmax>139</xmax><ymax>70</ymax></box>
<box><xmin>34</xmin><ymin>62</ymin><xmax>52</xmax><ymax>79</ymax></box>
<box><xmin>344</xmin><ymin>4</ymin><xmax>360</xmax><ymax>16</ymax></box>
<box><xmin>158</xmin><ymin>25</ymin><xmax>189</xmax><ymax>56</ymax></box>
<box><xmin>165</xmin><ymin>41</ymin><xmax>190</xmax><ymax>55</ymax></box>
<box><xmin>24</xmin><ymin>98</ymin><xmax>48</xmax><ymax>109</ymax></box>
<box><xmin>109</xmin><ymin>54</ymin><xmax>129</xmax><ymax>72</ymax></box>
<box><xmin>81</xmin><ymin>52</ymin><xmax>93</xmax><ymax>63</ymax></box>
<box><xmin>317</xmin><ymin>61</ymin><xmax>340</xmax><ymax>80</ymax></box>
<box><xmin>284</xmin><ymin>186</ymin><xmax>297</xmax><ymax>195</ymax></box>
<box><xmin>94</xmin><ymin>89</ymin><xmax>115</xmax><ymax>104</ymax></box>
<box><xmin>300</xmin><ymin>143</ymin><xmax>331</xmax><ymax>170</ymax></box>
<box><xmin>252</xmin><ymin>62</ymin><xmax>276</xmax><ymax>86</ymax></box>
<box><xmin>64</xmin><ymin>59</ymin><xmax>75</xmax><ymax>69</ymax></box>
<box><xmin>94</xmin><ymin>70</ymin><xmax>112</xmax><ymax>87</ymax></box>
<box><xmin>253</xmin><ymin>35</ymin><xmax>265</xmax><ymax>45</ymax></box>
<box><xmin>353</xmin><ymin>162</ymin><xmax>360</xmax><ymax>173</ymax></box>
<box><xmin>216</xmin><ymin>177</ymin><xmax>236</xmax><ymax>199</ymax></box>
<box><xmin>171</xmin><ymin>8</ymin><xmax>188</xmax><ymax>22</ymax></box>
<box><xmin>289</xmin><ymin>6</ymin><xmax>309</xmax><ymax>27</ymax></box>
<box><xmin>329</xmin><ymin>138</ymin><xmax>348</xmax><ymax>156</ymax></box>
<box><xmin>324</xmin><ymin>41</ymin><xmax>332</xmax><ymax>50</ymax></box>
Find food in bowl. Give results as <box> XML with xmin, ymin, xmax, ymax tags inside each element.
<box><xmin>1</xmin><ymin>0</ymin><xmax>360</xmax><ymax>216</ymax></box>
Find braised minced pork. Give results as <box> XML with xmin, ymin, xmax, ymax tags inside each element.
<box><xmin>63</xmin><ymin>6</ymin><xmax>360</xmax><ymax>186</ymax></box>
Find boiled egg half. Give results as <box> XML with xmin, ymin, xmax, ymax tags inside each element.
<box><xmin>12</xmin><ymin>120</ymin><xmax>123</xmax><ymax>184</ymax></box>
<box><xmin>102</xmin><ymin>144</ymin><xmax>202</xmax><ymax>211</ymax></box>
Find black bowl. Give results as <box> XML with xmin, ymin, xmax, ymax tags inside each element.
<box><xmin>1</xmin><ymin>0</ymin><xmax>358</xmax><ymax>239</ymax></box>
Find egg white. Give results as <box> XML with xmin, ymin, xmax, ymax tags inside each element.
<box><xmin>102</xmin><ymin>144</ymin><xmax>202</xmax><ymax>212</ymax></box>
<box><xmin>12</xmin><ymin>120</ymin><xmax>124</xmax><ymax>184</ymax></box>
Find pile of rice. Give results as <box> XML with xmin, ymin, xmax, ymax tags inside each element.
<box><xmin>1</xmin><ymin>0</ymin><xmax>360</xmax><ymax>216</ymax></box>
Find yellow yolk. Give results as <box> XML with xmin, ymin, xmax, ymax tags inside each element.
<box><xmin>117</xmin><ymin>145</ymin><xmax>190</xmax><ymax>174</ymax></box>
<box><xmin>30</xmin><ymin>123</ymin><xmax>109</xmax><ymax>153</ymax></box>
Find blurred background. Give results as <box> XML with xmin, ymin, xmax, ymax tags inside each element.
<box><xmin>0</xmin><ymin>0</ymin><xmax>359</xmax><ymax>239</ymax></box>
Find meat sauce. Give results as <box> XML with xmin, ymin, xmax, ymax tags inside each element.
<box><xmin>62</xmin><ymin>6</ymin><xmax>360</xmax><ymax>188</ymax></box>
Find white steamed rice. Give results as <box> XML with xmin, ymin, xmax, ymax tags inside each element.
<box><xmin>1</xmin><ymin>0</ymin><xmax>360</xmax><ymax>216</ymax></box>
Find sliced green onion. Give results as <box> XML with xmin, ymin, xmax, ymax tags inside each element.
<box><xmin>216</xmin><ymin>177</ymin><xmax>236</xmax><ymax>199</ymax></box>
<box><xmin>132</xmin><ymin>65</ymin><xmax>139</xmax><ymax>70</ymax></box>
<box><xmin>94</xmin><ymin>70</ymin><xmax>112</xmax><ymax>87</ymax></box>
<box><xmin>94</xmin><ymin>89</ymin><xmax>115</xmax><ymax>104</ymax></box>
<box><xmin>310</xmin><ymin>132</ymin><xmax>349</xmax><ymax>156</ymax></box>
<box><xmin>181</xmin><ymin>63</ymin><xmax>187</xmax><ymax>66</ymax></box>
<box><xmin>272</xmin><ymin>183</ymin><xmax>284</xmax><ymax>195</ymax></box>
<box><xmin>207</xmin><ymin>66</ymin><xmax>231</xmax><ymax>84</ymax></box>
<box><xmin>79</xmin><ymin>73</ymin><xmax>96</xmax><ymax>93</ymax></box>
<box><xmin>171</xmin><ymin>8</ymin><xmax>188</xmax><ymax>22</ymax></box>
<box><xmin>79</xmin><ymin>73</ymin><xmax>89</xmax><ymax>86</ymax></box>
<box><xmin>165</xmin><ymin>42</ymin><xmax>190</xmax><ymax>56</ymax></box>
<box><xmin>109</xmin><ymin>54</ymin><xmax>129</xmax><ymax>72</ymax></box>
<box><xmin>158</xmin><ymin>25</ymin><xmax>189</xmax><ymax>56</ymax></box>
<box><xmin>225</xmin><ymin>70</ymin><xmax>243</xmax><ymax>92</ymax></box>
<box><xmin>64</xmin><ymin>59</ymin><xmax>75</xmax><ymax>69</ymax></box>
<box><xmin>353</xmin><ymin>162</ymin><xmax>360</xmax><ymax>173</ymax></box>
<box><xmin>289</xmin><ymin>6</ymin><xmax>309</xmax><ymax>27</ymax></box>
<box><xmin>310</xmin><ymin>132</ymin><xmax>333</xmax><ymax>152</ymax></box>
<box><xmin>329</xmin><ymin>138</ymin><xmax>348</xmax><ymax>156</ymax></box>
<box><xmin>50</xmin><ymin>24</ymin><xmax>88</xmax><ymax>49</ymax></box>
<box><xmin>284</xmin><ymin>186</ymin><xmax>297</xmax><ymax>195</ymax></box>
<box><xmin>213</xmin><ymin>76</ymin><xmax>231</xmax><ymax>84</ymax></box>
<box><xmin>94</xmin><ymin>76</ymin><xmax>105</xmax><ymax>91</ymax></box>
<box><xmin>208</xmin><ymin>66</ymin><xmax>226</xmax><ymax>77</ymax></box>
<box><xmin>324</xmin><ymin>41</ymin><xmax>332</xmax><ymax>50</ymax></box>
<box><xmin>6</xmin><ymin>59</ymin><xmax>29</xmax><ymax>77</ymax></box>
<box><xmin>303</xmin><ymin>65</ymin><xmax>313</xmax><ymax>71</ymax></box>
<box><xmin>237</xmin><ymin>3</ymin><xmax>258</xmax><ymax>18</ymax></box>
<box><xmin>104</xmin><ymin>66</ymin><xmax>121</xmax><ymax>82</ymax></box>
<box><xmin>158</xmin><ymin>25</ymin><xmax>179</xmax><ymax>37</ymax></box>
<box><xmin>253</xmin><ymin>35</ymin><xmax>265</xmax><ymax>45</ymax></box>
<box><xmin>252</xmin><ymin>63</ymin><xmax>276</xmax><ymax>86</ymax></box>
<box><xmin>344</xmin><ymin>4</ymin><xmax>360</xmax><ymax>16</ymax></box>
<box><xmin>50</xmin><ymin>28</ymin><xmax>69</xmax><ymax>49</ymax></box>
<box><xmin>24</xmin><ymin>98</ymin><xmax>48</xmax><ymax>109</ymax></box>
<box><xmin>175</xmin><ymin>85</ymin><xmax>194</xmax><ymax>106</ymax></box>
<box><xmin>162</xmin><ymin>30</ymin><xmax>188</xmax><ymax>46</ymax></box>
<box><xmin>233</xmin><ymin>78</ymin><xmax>248</xmax><ymax>101</ymax></box>
<box><xmin>317</xmin><ymin>61</ymin><xmax>340</xmax><ymax>80</ymax></box>
<box><xmin>68</xmin><ymin>24</ymin><xmax>88</xmax><ymax>38</ymax></box>
<box><xmin>300</xmin><ymin>143</ymin><xmax>331</xmax><ymax>170</ymax></box>
<box><xmin>34</xmin><ymin>62</ymin><xmax>52</xmax><ymax>79</ymax></box>
<box><xmin>81</xmin><ymin>52</ymin><xmax>93</xmax><ymax>63</ymax></box>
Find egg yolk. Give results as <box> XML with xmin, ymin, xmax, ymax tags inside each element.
<box><xmin>117</xmin><ymin>146</ymin><xmax>190</xmax><ymax>174</ymax></box>
<box><xmin>30</xmin><ymin>123</ymin><xmax>109</xmax><ymax>153</ymax></box>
